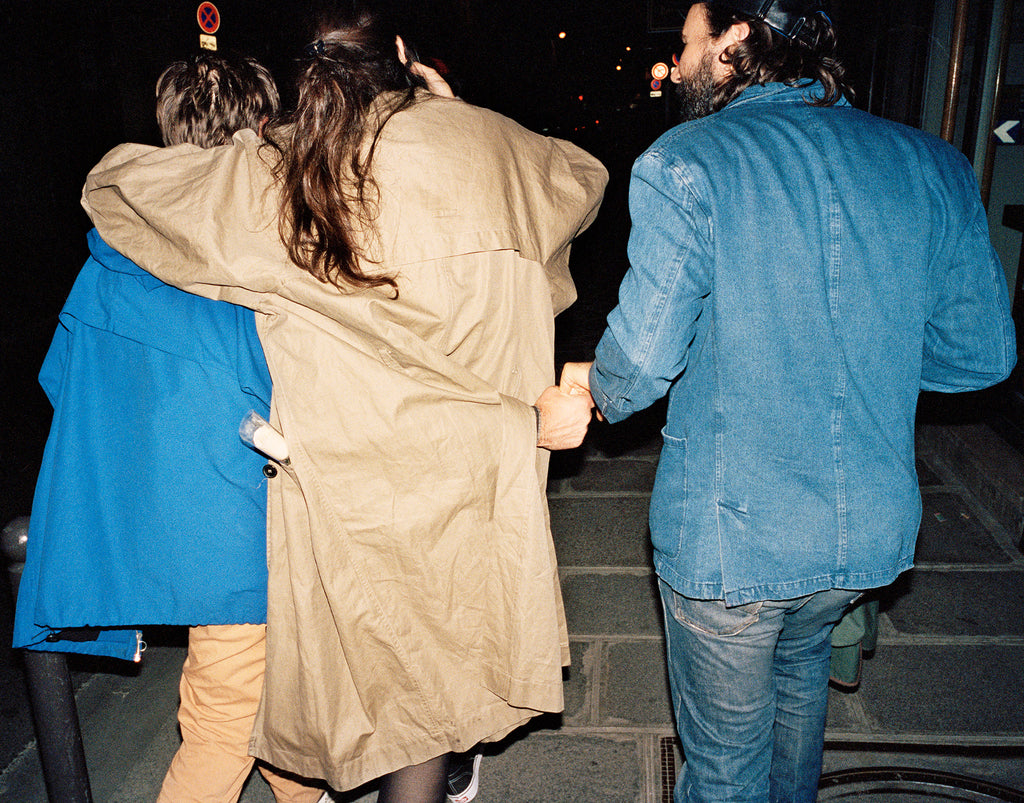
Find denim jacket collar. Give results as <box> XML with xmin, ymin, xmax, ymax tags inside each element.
<box><xmin>725</xmin><ymin>80</ymin><xmax>852</xmax><ymax>111</ymax></box>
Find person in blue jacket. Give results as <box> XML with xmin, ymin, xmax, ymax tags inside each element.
<box><xmin>560</xmin><ymin>1</ymin><xmax>1016</xmax><ymax>801</ymax></box>
<box><xmin>13</xmin><ymin>54</ymin><xmax>323</xmax><ymax>802</ymax></box>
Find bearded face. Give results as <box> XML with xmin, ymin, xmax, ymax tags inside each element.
<box><xmin>675</xmin><ymin>50</ymin><xmax>718</xmax><ymax>123</ymax></box>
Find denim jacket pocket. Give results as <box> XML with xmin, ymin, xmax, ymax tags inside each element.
<box><xmin>666</xmin><ymin>590</ymin><xmax>765</xmax><ymax>637</ymax></box>
<box><xmin>650</xmin><ymin>429</ymin><xmax>688</xmax><ymax>559</ymax></box>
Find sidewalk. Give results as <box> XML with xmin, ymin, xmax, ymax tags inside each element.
<box><xmin>2</xmin><ymin>409</ymin><xmax>1023</xmax><ymax>801</ymax></box>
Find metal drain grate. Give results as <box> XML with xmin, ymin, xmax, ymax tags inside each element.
<box><xmin>660</xmin><ymin>736</ymin><xmax>680</xmax><ymax>802</ymax></box>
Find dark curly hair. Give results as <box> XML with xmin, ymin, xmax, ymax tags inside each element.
<box><xmin>704</xmin><ymin>2</ymin><xmax>853</xmax><ymax>111</ymax></box>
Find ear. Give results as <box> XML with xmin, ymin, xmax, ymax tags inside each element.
<box><xmin>721</xmin><ymin>19</ymin><xmax>750</xmax><ymax>49</ymax></box>
<box><xmin>395</xmin><ymin>35</ymin><xmax>408</xmax><ymax>65</ymax></box>
<box><xmin>713</xmin><ymin>18</ymin><xmax>750</xmax><ymax>77</ymax></box>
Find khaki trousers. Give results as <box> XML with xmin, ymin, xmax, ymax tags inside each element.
<box><xmin>158</xmin><ymin>624</ymin><xmax>323</xmax><ymax>803</ymax></box>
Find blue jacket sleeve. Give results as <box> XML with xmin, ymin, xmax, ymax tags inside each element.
<box><xmin>921</xmin><ymin>177</ymin><xmax>1016</xmax><ymax>392</ymax></box>
<box><xmin>590</xmin><ymin>149</ymin><xmax>712</xmax><ymax>423</ymax></box>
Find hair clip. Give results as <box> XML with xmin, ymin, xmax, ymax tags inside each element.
<box><xmin>305</xmin><ymin>40</ymin><xmax>326</xmax><ymax>57</ymax></box>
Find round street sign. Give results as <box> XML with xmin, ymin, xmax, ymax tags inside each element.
<box><xmin>651</xmin><ymin>62</ymin><xmax>669</xmax><ymax>81</ymax></box>
<box><xmin>197</xmin><ymin>2</ymin><xmax>220</xmax><ymax>34</ymax></box>
<box><xmin>651</xmin><ymin>78</ymin><xmax>662</xmax><ymax>91</ymax></box>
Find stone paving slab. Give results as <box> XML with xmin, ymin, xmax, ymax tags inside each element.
<box><xmin>0</xmin><ymin>655</ymin><xmax>37</xmax><ymax>775</ymax></box>
<box><xmin>917</xmin><ymin>491</ymin><xmax>1014</xmax><ymax>564</ymax></box>
<box><xmin>915</xmin><ymin>457</ymin><xmax>942</xmax><ymax>487</ymax></box>
<box><xmin>549</xmin><ymin>458</ymin><xmax>658</xmax><ymax>494</ymax></box>
<box><xmin>549</xmin><ymin>498</ymin><xmax>653</xmax><ymax>566</ymax></box>
<box><xmin>561</xmin><ymin>572</ymin><xmax>663</xmax><ymax>636</ymax></box>
<box><xmin>600</xmin><ymin>641</ymin><xmax>674</xmax><ymax>727</ymax></box>
<box><xmin>0</xmin><ymin>645</ymin><xmax>183</xmax><ymax>801</ymax></box>
<box><xmin>469</xmin><ymin>732</ymin><xmax>645</xmax><ymax>803</ymax></box>
<box><xmin>74</xmin><ymin>654</ymin><xmax>182</xmax><ymax>802</ymax></box>
<box><xmin>853</xmin><ymin>645</ymin><xmax>1024</xmax><ymax>735</ymax></box>
<box><xmin>882</xmin><ymin>570</ymin><xmax>1024</xmax><ymax>636</ymax></box>
<box><xmin>300</xmin><ymin>729</ymin><xmax>654</xmax><ymax>803</ymax></box>
<box><xmin>562</xmin><ymin>640</ymin><xmax>592</xmax><ymax>724</ymax></box>
<box><xmin>825</xmin><ymin>686</ymin><xmax>864</xmax><ymax>731</ymax></box>
<box><xmin>109</xmin><ymin>713</ymin><xmax>185</xmax><ymax>802</ymax></box>
<box><xmin>919</xmin><ymin>422</ymin><xmax>1024</xmax><ymax>536</ymax></box>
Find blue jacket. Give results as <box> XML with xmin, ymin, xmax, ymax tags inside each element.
<box><xmin>590</xmin><ymin>83</ymin><xmax>1016</xmax><ymax>605</ymax></box>
<box><xmin>13</xmin><ymin>230</ymin><xmax>272</xmax><ymax>659</ymax></box>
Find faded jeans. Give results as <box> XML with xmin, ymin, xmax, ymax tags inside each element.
<box><xmin>659</xmin><ymin>581</ymin><xmax>860</xmax><ymax>803</ymax></box>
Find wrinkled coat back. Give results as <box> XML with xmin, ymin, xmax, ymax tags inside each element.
<box><xmin>83</xmin><ymin>92</ymin><xmax>608</xmax><ymax>789</ymax></box>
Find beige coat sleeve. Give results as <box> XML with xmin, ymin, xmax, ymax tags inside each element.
<box><xmin>82</xmin><ymin>131</ymin><xmax>286</xmax><ymax>312</ymax></box>
<box><xmin>82</xmin><ymin>97</ymin><xmax>609</xmax><ymax>319</ymax></box>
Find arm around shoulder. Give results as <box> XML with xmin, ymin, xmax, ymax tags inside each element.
<box><xmin>81</xmin><ymin>134</ymin><xmax>282</xmax><ymax>308</ymax></box>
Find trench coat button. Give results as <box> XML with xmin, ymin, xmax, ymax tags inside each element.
<box><xmin>263</xmin><ymin>463</ymin><xmax>278</xmax><ymax>478</ymax></box>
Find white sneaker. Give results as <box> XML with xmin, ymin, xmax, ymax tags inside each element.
<box><xmin>445</xmin><ymin>752</ymin><xmax>482</xmax><ymax>803</ymax></box>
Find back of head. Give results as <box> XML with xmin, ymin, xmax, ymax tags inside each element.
<box><xmin>294</xmin><ymin>3</ymin><xmax>412</xmax><ymax>129</ymax></box>
<box><xmin>702</xmin><ymin>0</ymin><xmax>851</xmax><ymax>110</ymax></box>
<box><xmin>271</xmin><ymin>2</ymin><xmax>421</xmax><ymax>294</ymax></box>
<box><xmin>156</xmin><ymin>53</ymin><xmax>280</xmax><ymax>148</ymax></box>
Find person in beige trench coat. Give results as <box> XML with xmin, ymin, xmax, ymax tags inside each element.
<box><xmin>82</xmin><ymin>10</ymin><xmax>608</xmax><ymax>800</ymax></box>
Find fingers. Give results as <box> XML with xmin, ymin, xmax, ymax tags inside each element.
<box><xmin>408</xmin><ymin>62</ymin><xmax>456</xmax><ymax>98</ymax></box>
<box><xmin>397</xmin><ymin>34</ymin><xmax>456</xmax><ymax>98</ymax></box>
<box><xmin>534</xmin><ymin>385</ymin><xmax>595</xmax><ymax>450</ymax></box>
<box><xmin>558</xmin><ymin>361</ymin><xmax>594</xmax><ymax>400</ymax></box>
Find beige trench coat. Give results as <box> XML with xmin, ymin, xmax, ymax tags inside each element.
<box><xmin>83</xmin><ymin>91</ymin><xmax>607</xmax><ymax>790</ymax></box>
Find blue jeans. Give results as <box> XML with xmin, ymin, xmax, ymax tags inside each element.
<box><xmin>659</xmin><ymin>580</ymin><xmax>860</xmax><ymax>803</ymax></box>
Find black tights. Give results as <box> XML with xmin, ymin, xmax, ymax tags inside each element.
<box><xmin>376</xmin><ymin>754</ymin><xmax>450</xmax><ymax>803</ymax></box>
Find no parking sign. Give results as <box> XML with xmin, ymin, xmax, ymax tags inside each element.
<box><xmin>197</xmin><ymin>2</ymin><xmax>220</xmax><ymax>34</ymax></box>
<box><xmin>197</xmin><ymin>2</ymin><xmax>219</xmax><ymax>50</ymax></box>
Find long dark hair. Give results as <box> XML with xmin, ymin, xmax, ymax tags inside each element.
<box><xmin>705</xmin><ymin>4</ymin><xmax>853</xmax><ymax>111</ymax></box>
<box><xmin>266</xmin><ymin>5</ymin><xmax>422</xmax><ymax>294</ymax></box>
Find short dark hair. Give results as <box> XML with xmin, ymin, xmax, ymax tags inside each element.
<box><xmin>704</xmin><ymin>2</ymin><xmax>852</xmax><ymax>111</ymax></box>
<box><xmin>155</xmin><ymin>53</ymin><xmax>280</xmax><ymax>148</ymax></box>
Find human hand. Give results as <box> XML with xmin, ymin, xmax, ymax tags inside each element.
<box><xmin>409</xmin><ymin>61</ymin><xmax>455</xmax><ymax>98</ymax></box>
<box><xmin>396</xmin><ymin>35</ymin><xmax>455</xmax><ymax>98</ymax></box>
<box><xmin>534</xmin><ymin>385</ymin><xmax>594</xmax><ymax>450</ymax></box>
<box><xmin>559</xmin><ymin>361</ymin><xmax>603</xmax><ymax>421</ymax></box>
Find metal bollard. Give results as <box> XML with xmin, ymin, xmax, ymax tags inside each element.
<box><xmin>3</xmin><ymin>517</ymin><xmax>93</xmax><ymax>803</ymax></box>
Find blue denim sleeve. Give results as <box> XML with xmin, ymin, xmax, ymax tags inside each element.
<box><xmin>590</xmin><ymin>149</ymin><xmax>713</xmax><ymax>423</ymax></box>
<box><xmin>921</xmin><ymin>180</ymin><xmax>1016</xmax><ymax>392</ymax></box>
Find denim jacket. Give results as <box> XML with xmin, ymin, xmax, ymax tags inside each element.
<box><xmin>590</xmin><ymin>82</ymin><xmax>1015</xmax><ymax>604</ymax></box>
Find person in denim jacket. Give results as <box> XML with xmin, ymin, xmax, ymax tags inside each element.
<box><xmin>561</xmin><ymin>1</ymin><xmax>1016</xmax><ymax>801</ymax></box>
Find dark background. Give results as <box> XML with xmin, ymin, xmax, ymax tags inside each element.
<box><xmin>4</xmin><ymin>0</ymin><xmax>1023</xmax><ymax>785</ymax></box>
<box><xmin>0</xmin><ymin>0</ymin><xmax>939</xmax><ymax>526</ymax></box>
